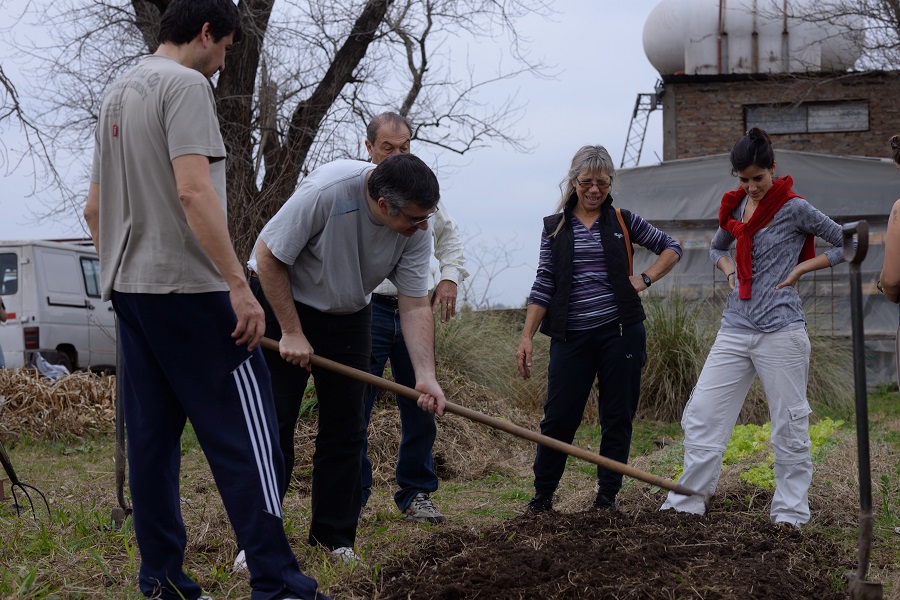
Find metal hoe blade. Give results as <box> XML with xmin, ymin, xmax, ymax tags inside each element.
<box><xmin>843</xmin><ymin>221</ymin><xmax>883</xmax><ymax>600</ymax></box>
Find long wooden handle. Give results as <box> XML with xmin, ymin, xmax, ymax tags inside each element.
<box><xmin>260</xmin><ymin>337</ymin><xmax>701</xmax><ymax>497</ymax></box>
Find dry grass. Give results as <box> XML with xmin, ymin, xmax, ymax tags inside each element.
<box><xmin>0</xmin><ymin>368</ymin><xmax>116</xmax><ymax>440</ymax></box>
<box><xmin>435</xmin><ymin>308</ymin><xmax>549</xmax><ymax>411</ymax></box>
<box><xmin>303</xmin><ymin>365</ymin><xmax>535</xmax><ymax>495</ymax></box>
<box><xmin>0</xmin><ymin>307</ymin><xmax>882</xmax><ymax>599</ymax></box>
<box><xmin>0</xmin><ymin>393</ymin><xmax>896</xmax><ymax>599</ymax></box>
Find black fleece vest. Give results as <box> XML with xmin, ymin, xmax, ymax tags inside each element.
<box><xmin>538</xmin><ymin>195</ymin><xmax>645</xmax><ymax>341</ymax></box>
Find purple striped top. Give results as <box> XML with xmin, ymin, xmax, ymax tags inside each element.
<box><xmin>528</xmin><ymin>212</ymin><xmax>682</xmax><ymax>332</ymax></box>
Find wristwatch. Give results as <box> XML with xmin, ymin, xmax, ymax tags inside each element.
<box><xmin>641</xmin><ymin>273</ymin><xmax>652</xmax><ymax>287</ymax></box>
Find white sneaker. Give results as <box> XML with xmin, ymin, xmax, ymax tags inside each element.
<box><xmin>329</xmin><ymin>546</ymin><xmax>360</xmax><ymax>563</ymax></box>
<box><xmin>232</xmin><ymin>549</ymin><xmax>247</xmax><ymax>572</ymax></box>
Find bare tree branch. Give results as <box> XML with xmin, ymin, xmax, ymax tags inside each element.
<box><xmin>459</xmin><ymin>230</ymin><xmax>527</xmax><ymax>310</ymax></box>
<box><xmin>14</xmin><ymin>0</ymin><xmax>554</xmax><ymax>260</ymax></box>
<box><xmin>785</xmin><ymin>0</ymin><xmax>900</xmax><ymax>70</ymax></box>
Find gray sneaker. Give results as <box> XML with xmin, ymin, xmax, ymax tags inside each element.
<box><xmin>404</xmin><ymin>492</ymin><xmax>445</xmax><ymax>523</ymax></box>
<box><xmin>330</xmin><ymin>546</ymin><xmax>360</xmax><ymax>563</ymax></box>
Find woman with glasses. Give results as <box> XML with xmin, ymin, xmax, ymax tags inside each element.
<box><xmin>660</xmin><ymin>128</ymin><xmax>845</xmax><ymax>528</ymax></box>
<box><xmin>517</xmin><ymin>144</ymin><xmax>682</xmax><ymax>513</ymax></box>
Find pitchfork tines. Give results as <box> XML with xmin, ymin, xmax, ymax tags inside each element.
<box><xmin>0</xmin><ymin>436</ymin><xmax>51</xmax><ymax>519</ymax></box>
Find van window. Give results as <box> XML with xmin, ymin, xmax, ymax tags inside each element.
<box><xmin>0</xmin><ymin>253</ymin><xmax>17</xmax><ymax>295</ymax></box>
<box><xmin>80</xmin><ymin>257</ymin><xmax>101</xmax><ymax>298</ymax></box>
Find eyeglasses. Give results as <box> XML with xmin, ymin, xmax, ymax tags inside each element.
<box><xmin>576</xmin><ymin>178</ymin><xmax>612</xmax><ymax>190</ymax></box>
<box><xmin>400</xmin><ymin>207</ymin><xmax>439</xmax><ymax>227</ymax></box>
<box><xmin>891</xmin><ymin>135</ymin><xmax>900</xmax><ymax>151</ymax></box>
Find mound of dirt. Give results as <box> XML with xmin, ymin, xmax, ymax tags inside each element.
<box><xmin>375</xmin><ymin>509</ymin><xmax>850</xmax><ymax>599</ymax></box>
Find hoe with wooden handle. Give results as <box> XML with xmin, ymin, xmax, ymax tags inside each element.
<box><xmin>260</xmin><ymin>336</ymin><xmax>703</xmax><ymax>498</ymax></box>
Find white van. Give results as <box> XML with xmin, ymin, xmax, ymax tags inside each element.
<box><xmin>0</xmin><ymin>240</ymin><xmax>116</xmax><ymax>372</ymax></box>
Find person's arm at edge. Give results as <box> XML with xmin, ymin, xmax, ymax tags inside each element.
<box><xmin>84</xmin><ymin>182</ymin><xmax>101</xmax><ymax>254</ymax></box>
<box><xmin>172</xmin><ymin>154</ymin><xmax>264</xmax><ymax>350</ymax></box>
<box><xmin>430</xmin><ymin>204</ymin><xmax>469</xmax><ymax>322</ymax></box>
<box><xmin>398</xmin><ymin>293</ymin><xmax>446</xmax><ymax>415</ymax></box>
<box><xmin>881</xmin><ymin>199</ymin><xmax>900</xmax><ymax>303</ymax></box>
<box><xmin>517</xmin><ymin>303</ymin><xmax>547</xmax><ymax>380</ymax></box>
<box><xmin>254</xmin><ymin>239</ymin><xmax>315</xmax><ymax>369</ymax></box>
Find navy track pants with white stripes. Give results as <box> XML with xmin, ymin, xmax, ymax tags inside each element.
<box><xmin>113</xmin><ymin>291</ymin><xmax>320</xmax><ymax>600</ymax></box>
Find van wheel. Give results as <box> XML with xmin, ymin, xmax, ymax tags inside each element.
<box><xmin>56</xmin><ymin>353</ymin><xmax>74</xmax><ymax>373</ymax></box>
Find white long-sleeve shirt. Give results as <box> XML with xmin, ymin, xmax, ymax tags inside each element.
<box><xmin>373</xmin><ymin>200</ymin><xmax>468</xmax><ymax>296</ymax></box>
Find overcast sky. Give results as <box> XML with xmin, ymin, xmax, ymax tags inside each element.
<box><xmin>0</xmin><ymin>0</ymin><xmax>666</xmax><ymax>307</ymax></box>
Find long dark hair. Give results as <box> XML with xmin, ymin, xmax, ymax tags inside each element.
<box><xmin>890</xmin><ymin>134</ymin><xmax>900</xmax><ymax>165</ymax></box>
<box><xmin>729</xmin><ymin>127</ymin><xmax>774</xmax><ymax>175</ymax></box>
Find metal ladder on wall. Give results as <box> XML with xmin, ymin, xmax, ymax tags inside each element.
<box><xmin>620</xmin><ymin>79</ymin><xmax>665</xmax><ymax>169</ymax></box>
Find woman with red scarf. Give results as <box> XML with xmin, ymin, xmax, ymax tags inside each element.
<box><xmin>660</xmin><ymin>128</ymin><xmax>845</xmax><ymax>527</ymax></box>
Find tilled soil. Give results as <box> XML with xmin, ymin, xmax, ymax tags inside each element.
<box><xmin>374</xmin><ymin>509</ymin><xmax>849</xmax><ymax>599</ymax></box>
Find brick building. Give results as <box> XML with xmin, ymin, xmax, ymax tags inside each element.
<box><xmin>660</xmin><ymin>70</ymin><xmax>900</xmax><ymax>161</ymax></box>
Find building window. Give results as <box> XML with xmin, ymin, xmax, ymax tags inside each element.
<box><xmin>745</xmin><ymin>101</ymin><xmax>869</xmax><ymax>134</ymax></box>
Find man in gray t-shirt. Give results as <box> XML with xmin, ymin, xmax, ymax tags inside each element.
<box><xmin>249</xmin><ymin>153</ymin><xmax>447</xmax><ymax>560</ymax></box>
<box><xmin>84</xmin><ymin>1</ymin><xmax>324</xmax><ymax>599</ymax></box>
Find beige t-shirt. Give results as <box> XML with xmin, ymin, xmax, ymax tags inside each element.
<box><xmin>91</xmin><ymin>55</ymin><xmax>229</xmax><ymax>301</ymax></box>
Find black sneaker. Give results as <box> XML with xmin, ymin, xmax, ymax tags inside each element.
<box><xmin>526</xmin><ymin>495</ymin><xmax>553</xmax><ymax>514</ymax></box>
<box><xmin>591</xmin><ymin>494</ymin><xmax>617</xmax><ymax>511</ymax></box>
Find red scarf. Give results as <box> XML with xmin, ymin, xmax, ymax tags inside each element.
<box><xmin>718</xmin><ymin>175</ymin><xmax>815</xmax><ymax>300</ymax></box>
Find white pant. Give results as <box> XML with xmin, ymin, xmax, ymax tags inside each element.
<box><xmin>661</xmin><ymin>328</ymin><xmax>813</xmax><ymax>526</ymax></box>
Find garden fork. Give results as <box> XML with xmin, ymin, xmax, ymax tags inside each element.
<box><xmin>0</xmin><ymin>435</ymin><xmax>50</xmax><ymax>519</ymax></box>
<box><xmin>843</xmin><ymin>221</ymin><xmax>883</xmax><ymax>600</ymax></box>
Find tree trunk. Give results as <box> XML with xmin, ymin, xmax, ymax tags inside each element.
<box><xmin>260</xmin><ymin>0</ymin><xmax>395</xmax><ymax>202</ymax></box>
<box><xmin>216</xmin><ymin>0</ymin><xmax>277</xmax><ymax>259</ymax></box>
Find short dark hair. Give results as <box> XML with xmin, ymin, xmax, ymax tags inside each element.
<box><xmin>366</xmin><ymin>112</ymin><xmax>413</xmax><ymax>145</ymax></box>
<box><xmin>729</xmin><ymin>127</ymin><xmax>775</xmax><ymax>174</ymax></box>
<box><xmin>367</xmin><ymin>154</ymin><xmax>440</xmax><ymax>212</ymax></box>
<box><xmin>158</xmin><ymin>0</ymin><xmax>242</xmax><ymax>45</ymax></box>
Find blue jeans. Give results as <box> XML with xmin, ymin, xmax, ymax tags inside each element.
<box><xmin>533</xmin><ymin>321</ymin><xmax>646</xmax><ymax>502</ymax></box>
<box><xmin>361</xmin><ymin>299</ymin><xmax>438</xmax><ymax>511</ymax></box>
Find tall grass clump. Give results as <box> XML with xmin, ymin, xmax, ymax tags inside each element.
<box><xmin>435</xmin><ymin>308</ymin><xmax>548</xmax><ymax>410</ymax></box>
<box><xmin>637</xmin><ymin>293</ymin><xmax>718</xmax><ymax>422</ymax></box>
<box><xmin>806</xmin><ymin>333</ymin><xmax>853</xmax><ymax>416</ymax></box>
<box><xmin>433</xmin><ymin>296</ymin><xmax>851</xmax><ymax>425</ymax></box>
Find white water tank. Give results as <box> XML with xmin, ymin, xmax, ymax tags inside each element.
<box><xmin>643</xmin><ymin>0</ymin><xmax>862</xmax><ymax>75</ymax></box>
